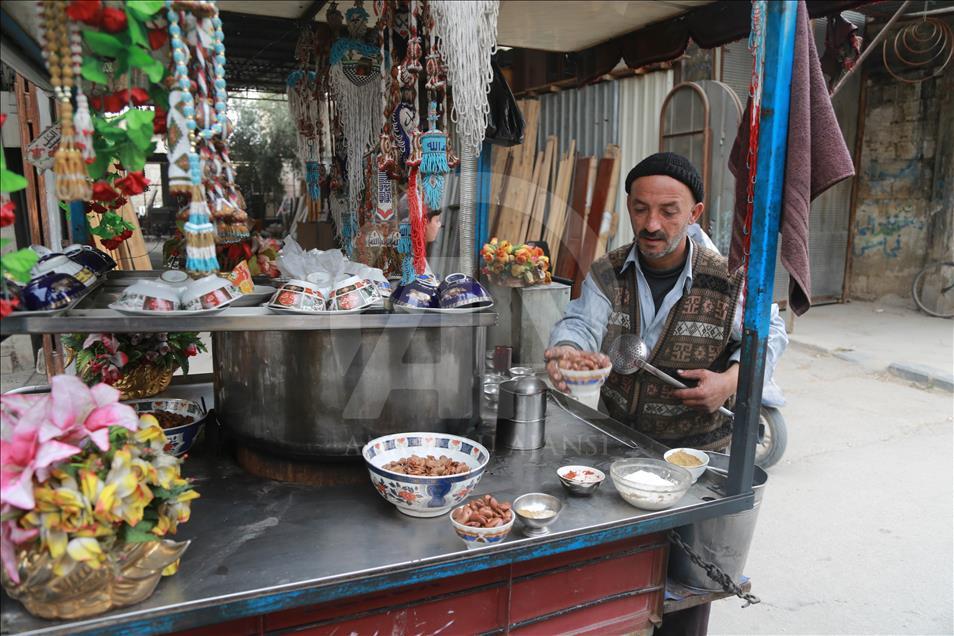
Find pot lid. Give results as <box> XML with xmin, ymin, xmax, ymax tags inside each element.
<box><xmin>500</xmin><ymin>376</ymin><xmax>547</xmax><ymax>396</ymax></box>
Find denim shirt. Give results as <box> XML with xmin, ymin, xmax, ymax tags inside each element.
<box><xmin>549</xmin><ymin>237</ymin><xmax>788</xmax><ymax>380</ymax></box>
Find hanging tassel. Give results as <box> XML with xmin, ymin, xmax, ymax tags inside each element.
<box><xmin>342</xmin><ymin>212</ymin><xmax>357</xmax><ymax>259</ymax></box>
<box><xmin>184</xmin><ymin>154</ymin><xmax>219</xmax><ymax>275</ymax></box>
<box><xmin>408</xmin><ymin>165</ymin><xmax>427</xmax><ymax>275</ymax></box>
<box><xmin>419</xmin><ymin>101</ymin><xmax>448</xmax><ymax>210</ymax></box>
<box><xmin>73</xmin><ymin>93</ymin><xmax>95</xmax><ymax>165</ymax></box>
<box><xmin>306</xmin><ymin>160</ymin><xmax>321</xmax><ymax>200</ymax></box>
<box><xmin>398</xmin><ymin>220</ymin><xmax>414</xmax><ymax>284</ymax></box>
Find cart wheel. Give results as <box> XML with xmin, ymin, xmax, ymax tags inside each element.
<box><xmin>755</xmin><ymin>406</ymin><xmax>787</xmax><ymax>469</ymax></box>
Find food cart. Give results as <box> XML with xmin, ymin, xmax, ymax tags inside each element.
<box><xmin>0</xmin><ymin>1</ymin><xmax>861</xmax><ymax>633</ymax></box>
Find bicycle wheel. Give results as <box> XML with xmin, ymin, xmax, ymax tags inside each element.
<box><xmin>912</xmin><ymin>261</ymin><xmax>954</xmax><ymax>318</ymax></box>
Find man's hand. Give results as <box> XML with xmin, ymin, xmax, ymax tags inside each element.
<box><xmin>672</xmin><ymin>365</ymin><xmax>739</xmax><ymax>413</ymax></box>
<box><xmin>544</xmin><ymin>346</ymin><xmax>578</xmax><ymax>392</ymax></box>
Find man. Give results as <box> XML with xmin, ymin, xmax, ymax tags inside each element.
<box><xmin>546</xmin><ymin>152</ymin><xmax>787</xmax><ymax>452</ymax></box>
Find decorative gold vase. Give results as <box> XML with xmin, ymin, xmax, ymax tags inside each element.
<box><xmin>114</xmin><ymin>364</ymin><xmax>176</xmax><ymax>400</ymax></box>
<box><xmin>1</xmin><ymin>540</ymin><xmax>190</xmax><ymax>620</ymax></box>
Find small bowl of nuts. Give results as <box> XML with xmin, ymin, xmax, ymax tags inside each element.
<box><xmin>362</xmin><ymin>432</ymin><xmax>491</xmax><ymax>518</ymax></box>
<box><xmin>555</xmin><ymin>351</ymin><xmax>612</xmax><ymax>407</ymax></box>
<box><xmin>450</xmin><ymin>494</ymin><xmax>515</xmax><ymax>549</ymax></box>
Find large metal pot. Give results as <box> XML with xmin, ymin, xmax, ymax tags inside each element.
<box><xmin>212</xmin><ymin>324</ymin><xmax>485</xmax><ymax>459</ymax></box>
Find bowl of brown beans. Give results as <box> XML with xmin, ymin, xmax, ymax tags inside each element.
<box><xmin>450</xmin><ymin>494</ymin><xmax>514</xmax><ymax>549</ymax></box>
<box><xmin>362</xmin><ymin>433</ymin><xmax>491</xmax><ymax>518</ymax></box>
<box><xmin>123</xmin><ymin>398</ymin><xmax>206</xmax><ymax>457</ymax></box>
<box><xmin>556</xmin><ymin>351</ymin><xmax>613</xmax><ymax>400</ymax></box>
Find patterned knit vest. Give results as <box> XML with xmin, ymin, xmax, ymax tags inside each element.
<box><xmin>591</xmin><ymin>241</ymin><xmax>742</xmax><ymax>450</ymax></box>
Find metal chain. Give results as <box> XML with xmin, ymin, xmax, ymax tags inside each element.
<box><xmin>668</xmin><ymin>530</ymin><xmax>761</xmax><ymax>608</ymax></box>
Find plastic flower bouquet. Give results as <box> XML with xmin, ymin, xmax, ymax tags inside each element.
<box><xmin>0</xmin><ymin>376</ymin><xmax>197</xmax><ymax>619</ymax></box>
<box><xmin>480</xmin><ymin>238</ymin><xmax>552</xmax><ymax>287</ymax></box>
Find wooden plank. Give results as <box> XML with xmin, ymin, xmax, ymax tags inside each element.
<box><xmin>527</xmin><ymin>136</ymin><xmax>556</xmax><ymax>243</ymax></box>
<box><xmin>554</xmin><ymin>156</ymin><xmax>594</xmax><ymax>289</ymax></box>
<box><xmin>596</xmin><ymin>145</ymin><xmax>621</xmax><ymax>259</ymax></box>
<box><xmin>545</xmin><ymin>140</ymin><xmax>575</xmax><ymax>270</ymax></box>
<box><xmin>518</xmin><ymin>150</ymin><xmax>543</xmax><ymax>242</ymax></box>
<box><xmin>577</xmin><ymin>155</ymin><xmax>617</xmax><ymax>291</ymax></box>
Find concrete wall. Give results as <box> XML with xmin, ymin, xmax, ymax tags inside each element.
<box><xmin>849</xmin><ymin>18</ymin><xmax>954</xmax><ymax>301</ymax></box>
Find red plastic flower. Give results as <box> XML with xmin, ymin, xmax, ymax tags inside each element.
<box><xmin>66</xmin><ymin>0</ymin><xmax>103</xmax><ymax>25</ymax></box>
<box><xmin>148</xmin><ymin>28</ymin><xmax>168</xmax><ymax>50</ymax></box>
<box><xmin>108</xmin><ymin>196</ymin><xmax>128</xmax><ymax>210</ymax></box>
<box><xmin>0</xmin><ymin>200</ymin><xmax>15</xmax><ymax>227</ymax></box>
<box><xmin>129</xmin><ymin>88</ymin><xmax>150</xmax><ymax>106</ymax></box>
<box><xmin>86</xmin><ymin>201</ymin><xmax>108</xmax><ymax>214</ymax></box>
<box><xmin>115</xmin><ymin>172</ymin><xmax>149</xmax><ymax>196</ymax></box>
<box><xmin>88</xmin><ymin>95</ymin><xmax>102</xmax><ymax>111</ymax></box>
<box><xmin>0</xmin><ymin>297</ymin><xmax>18</xmax><ymax>318</ymax></box>
<box><xmin>91</xmin><ymin>181</ymin><xmax>119</xmax><ymax>202</ymax></box>
<box><xmin>0</xmin><ymin>113</ymin><xmax>6</xmax><ymax>127</ymax></box>
<box><xmin>153</xmin><ymin>108</ymin><xmax>167</xmax><ymax>135</ymax></box>
<box><xmin>103</xmin><ymin>93</ymin><xmax>123</xmax><ymax>113</ymax></box>
<box><xmin>100</xmin><ymin>7</ymin><xmax>126</xmax><ymax>33</ymax></box>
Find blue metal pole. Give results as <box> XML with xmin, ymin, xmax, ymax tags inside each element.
<box><xmin>476</xmin><ymin>141</ymin><xmax>493</xmax><ymax>256</ymax></box>
<box><xmin>726</xmin><ymin>1</ymin><xmax>798</xmax><ymax>496</ymax></box>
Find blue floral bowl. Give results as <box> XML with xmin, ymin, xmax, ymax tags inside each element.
<box><xmin>391</xmin><ymin>275</ymin><xmax>440</xmax><ymax>309</ymax></box>
<box><xmin>438</xmin><ymin>273</ymin><xmax>494</xmax><ymax>309</ymax></box>
<box><xmin>66</xmin><ymin>244</ymin><xmax>116</xmax><ymax>276</ymax></box>
<box><xmin>126</xmin><ymin>398</ymin><xmax>207</xmax><ymax>457</ymax></box>
<box><xmin>21</xmin><ymin>272</ymin><xmax>85</xmax><ymax>311</ymax></box>
<box><xmin>450</xmin><ymin>500</ymin><xmax>515</xmax><ymax>549</ymax></box>
<box><xmin>363</xmin><ymin>432</ymin><xmax>491</xmax><ymax>517</ymax></box>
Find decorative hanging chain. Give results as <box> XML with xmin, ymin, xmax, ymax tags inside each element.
<box><xmin>668</xmin><ymin>530</ymin><xmax>762</xmax><ymax>608</ymax></box>
<box><xmin>740</xmin><ymin>0</ymin><xmax>767</xmax><ymax>295</ymax></box>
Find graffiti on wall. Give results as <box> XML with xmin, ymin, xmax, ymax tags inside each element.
<box><xmin>853</xmin><ymin>211</ymin><xmax>925</xmax><ymax>259</ymax></box>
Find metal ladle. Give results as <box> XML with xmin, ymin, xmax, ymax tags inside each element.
<box><xmin>607</xmin><ymin>333</ymin><xmax>734</xmax><ymax>418</ymax></box>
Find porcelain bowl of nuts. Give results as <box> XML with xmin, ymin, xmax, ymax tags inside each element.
<box><xmin>450</xmin><ymin>495</ymin><xmax>515</xmax><ymax>549</ymax></box>
<box><xmin>362</xmin><ymin>433</ymin><xmax>491</xmax><ymax>517</ymax></box>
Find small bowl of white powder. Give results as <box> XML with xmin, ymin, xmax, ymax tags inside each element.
<box><xmin>610</xmin><ymin>458</ymin><xmax>692</xmax><ymax>510</ymax></box>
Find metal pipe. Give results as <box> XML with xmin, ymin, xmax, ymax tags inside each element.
<box><xmin>726</xmin><ymin>1</ymin><xmax>798</xmax><ymax>497</ymax></box>
<box><xmin>830</xmin><ymin>0</ymin><xmax>911</xmax><ymax>98</ymax></box>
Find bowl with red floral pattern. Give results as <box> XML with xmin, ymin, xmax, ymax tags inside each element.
<box><xmin>362</xmin><ymin>433</ymin><xmax>491</xmax><ymax>518</ymax></box>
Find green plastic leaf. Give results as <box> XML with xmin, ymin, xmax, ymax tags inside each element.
<box><xmin>126</xmin><ymin>8</ymin><xmax>148</xmax><ymax>47</ymax></box>
<box><xmin>118</xmin><ymin>143</ymin><xmax>147</xmax><ymax>172</ymax></box>
<box><xmin>124</xmin><ymin>520</ymin><xmax>158</xmax><ymax>543</ymax></box>
<box><xmin>128</xmin><ymin>46</ymin><xmax>164</xmax><ymax>83</ymax></box>
<box><xmin>83</xmin><ymin>30</ymin><xmax>124</xmax><ymax>57</ymax></box>
<box><xmin>148</xmin><ymin>84</ymin><xmax>169</xmax><ymax>110</ymax></box>
<box><xmin>127</xmin><ymin>0</ymin><xmax>165</xmax><ymax>20</ymax></box>
<box><xmin>1</xmin><ymin>248</ymin><xmax>39</xmax><ymax>283</ymax></box>
<box><xmin>81</xmin><ymin>58</ymin><xmax>109</xmax><ymax>84</ymax></box>
<box><xmin>0</xmin><ymin>168</ymin><xmax>28</xmax><ymax>193</ymax></box>
<box><xmin>87</xmin><ymin>152</ymin><xmax>112</xmax><ymax>181</ymax></box>
<box><xmin>125</xmin><ymin>110</ymin><xmax>156</xmax><ymax>150</ymax></box>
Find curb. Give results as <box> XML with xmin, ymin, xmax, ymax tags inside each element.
<box><xmin>888</xmin><ymin>363</ymin><xmax>954</xmax><ymax>393</ymax></box>
<box><xmin>790</xmin><ymin>340</ymin><xmax>954</xmax><ymax>394</ymax></box>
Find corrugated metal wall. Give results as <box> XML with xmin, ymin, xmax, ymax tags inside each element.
<box><xmin>537</xmin><ymin>81</ymin><xmax>619</xmax><ymax>158</ymax></box>
<box><xmin>612</xmin><ymin>70</ymin><xmax>674</xmax><ymax>250</ymax></box>
<box><xmin>534</xmin><ymin>71</ymin><xmax>673</xmax><ymax>253</ymax></box>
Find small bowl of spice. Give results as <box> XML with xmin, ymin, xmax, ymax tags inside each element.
<box><xmin>450</xmin><ymin>494</ymin><xmax>515</xmax><ymax>549</ymax></box>
<box><xmin>556</xmin><ymin>465</ymin><xmax>606</xmax><ymax>496</ymax></box>
<box><xmin>610</xmin><ymin>458</ymin><xmax>692</xmax><ymax>511</ymax></box>
<box><xmin>513</xmin><ymin>492</ymin><xmax>563</xmax><ymax>537</ymax></box>
<box><xmin>664</xmin><ymin>448</ymin><xmax>709</xmax><ymax>483</ymax></box>
<box><xmin>124</xmin><ymin>398</ymin><xmax>206</xmax><ymax>457</ymax></box>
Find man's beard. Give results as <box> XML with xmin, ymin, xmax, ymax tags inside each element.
<box><xmin>637</xmin><ymin>227</ymin><xmax>686</xmax><ymax>261</ymax></box>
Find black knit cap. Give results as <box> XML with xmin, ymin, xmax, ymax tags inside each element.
<box><xmin>624</xmin><ymin>152</ymin><xmax>704</xmax><ymax>204</ymax></box>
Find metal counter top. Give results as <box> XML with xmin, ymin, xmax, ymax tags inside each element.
<box><xmin>0</xmin><ymin>391</ymin><xmax>753</xmax><ymax>636</ymax></box>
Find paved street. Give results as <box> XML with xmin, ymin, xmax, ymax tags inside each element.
<box><xmin>710</xmin><ymin>342</ymin><xmax>953</xmax><ymax>635</ymax></box>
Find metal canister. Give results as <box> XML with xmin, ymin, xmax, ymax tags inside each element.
<box><xmin>496</xmin><ymin>376</ymin><xmax>547</xmax><ymax>450</ymax></box>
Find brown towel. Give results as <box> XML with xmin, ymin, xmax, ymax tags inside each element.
<box><xmin>729</xmin><ymin>0</ymin><xmax>855</xmax><ymax>316</ymax></box>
